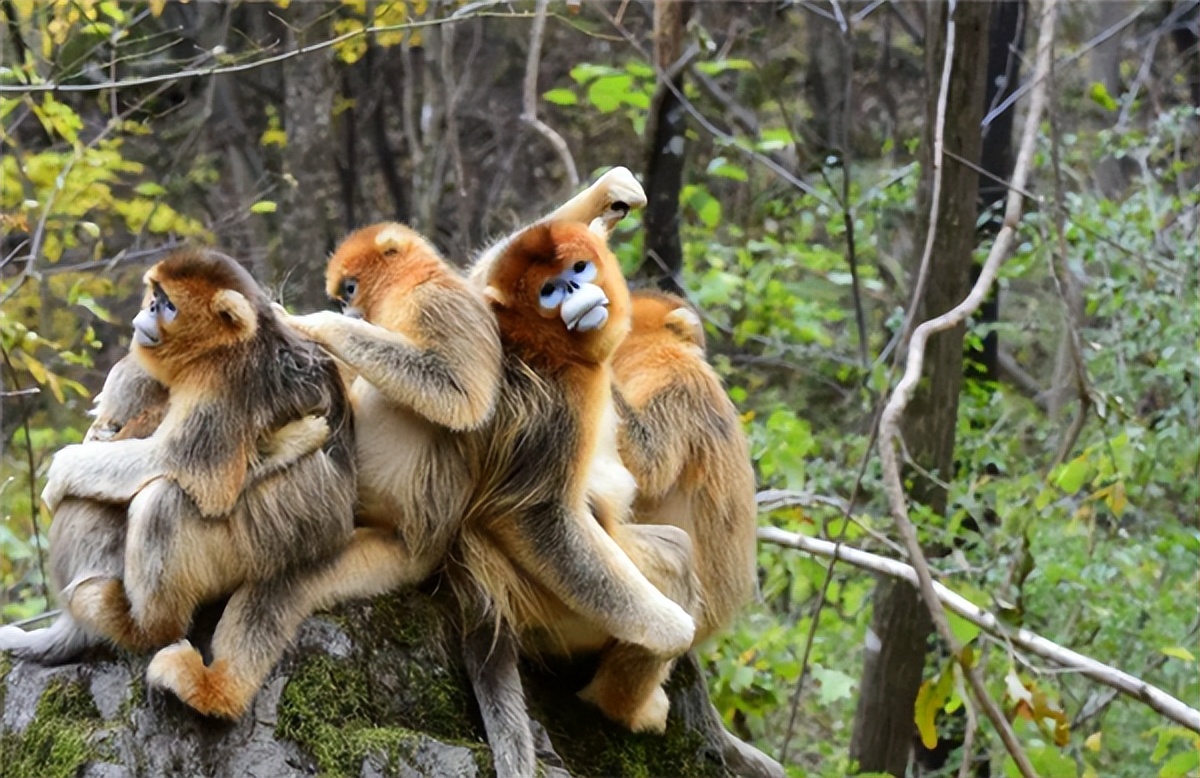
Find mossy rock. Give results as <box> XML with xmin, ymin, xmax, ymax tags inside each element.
<box><xmin>0</xmin><ymin>590</ymin><xmax>756</xmax><ymax>778</ymax></box>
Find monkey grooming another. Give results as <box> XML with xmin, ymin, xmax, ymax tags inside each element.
<box><xmin>31</xmin><ymin>249</ymin><xmax>356</xmax><ymax>719</ymax></box>
<box><xmin>455</xmin><ymin>218</ymin><xmax>700</xmax><ymax>752</ymax></box>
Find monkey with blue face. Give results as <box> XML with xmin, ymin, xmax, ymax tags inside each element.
<box><xmin>10</xmin><ymin>249</ymin><xmax>356</xmax><ymax>720</ymax></box>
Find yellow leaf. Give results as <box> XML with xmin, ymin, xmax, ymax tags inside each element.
<box><xmin>1162</xmin><ymin>646</ymin><xmax>1196</xmax><ymax>662</ymax></box>
<box><xmin>1107</xmin><ymin>480</ymin><xmax>1127</xmax><ymax>516</ymax></box>
<box><xmin>45</xmin><ymin>371</ymin><xmax>65</xmax><ymax>404</ymax></box>
<box><xmin>148</xmin><ymin>0</ymin><xmax>166</xmax><ymax>16</ymax></box>
<box><xmin>19</xmin><ymin>350</ymin><xmax>48</xmax><ymax>385</ymax></box>
<box><xmin>1085</xmin><ymin>732</ymin><xmax>1102</xmax><ymax>752</ymax></box>
<box><xmin>913</xmin><ymin>679</ymin><xmax>940</xmax><ymax>750</ymax></box>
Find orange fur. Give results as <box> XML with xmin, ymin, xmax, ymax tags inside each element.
<box><xmin>458</xmin><ymin>221</ymin><xmax>698</xmax><ymax>735</ymax></box>
<box><xmin>613</xmin><ymin>290</ymin><xmax>758</xmax><ymax>641</ymax></box>
<box><xmin>146</xmin><ymin>642</ymin><xmax>258</xmax><ymax>719</ymax></box>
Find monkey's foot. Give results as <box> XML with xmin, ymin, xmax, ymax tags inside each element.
<box><xmin>146</xmin><ymin>640</ymin><xmax>254</xmax><ymax>719</ymax></box>
<box><xmin>578</xmin><ymin>681</ymin><xmax>670</xmax><ymax>734</ymax></box>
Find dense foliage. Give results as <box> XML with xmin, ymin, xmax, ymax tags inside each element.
<box><xmin>1</xmin><ymin>3</ymin><xmax>1196</xmax><ymax>776</ymax></box>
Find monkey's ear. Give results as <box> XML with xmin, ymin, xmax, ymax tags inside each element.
<box><xmin>665</xmin><ymin>307</ymin><xmax>705</xmax><ymax>349</ymax></box>
<box><xmin>211</xmin><ymin>289</ymin><xmax>258</xmax><ymax>339</ymax></box>
<box><xmin>483</xmin><ymin>285</ymin><xmax>510</xmax><ymax>308</ymax></box>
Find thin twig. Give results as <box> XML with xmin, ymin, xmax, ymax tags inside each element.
<box><xmin>877</xmin><ymin>3</ymin><xmax>1063</xmax><ymax>773</ymax></box>
<box><xmin>981</xmin><ymin>4</ymin><xmax>1144</xmax><ymax>128</ymax></box>
<box><xmin>778</xmin><ymin>407</ymin><xmax>884</xmax><ymax>761</ymax></box>
<box><xmin>0</xmin><ymin>341</ymin><xmax>48</xmax><ymax>605</ymax></box>
<box><xmin>598</xmin><ymin>7</ymin><xmax>836</xmax><ymax>210</ymax></box>
<box><xmin>896</xmin><ymin>5</ymin><xmax>955</xmax><ymax>359</ymax></box>
<box><xmin>0</xmin><ymin>12</ymin><xmax>534</xmax><ymax>94</ymax></box>
<box><xmin>521</xmin><ymin>0</ymin><xmax>579</xmax><ymax>189</ymax></box>
<box><xmin>757</xmin><ymin>526</ymin><xmax>1200</xmax><ymax>733</ymax></box>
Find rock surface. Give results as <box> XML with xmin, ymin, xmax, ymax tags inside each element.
<box><xmin>0</xmin><ymin>590</ymin><xmax>770</xmax><ymax>778</ymax></box>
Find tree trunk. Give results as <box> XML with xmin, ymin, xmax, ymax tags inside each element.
<box><xmin>279</xmin><ymin>1</ymin><xmax>341</xmax><ymax>310</ymax></box>
<box><xmin>849</xmin><ymin>3</ymin><xmax>989</xmax><ymax>775</ymax></box>
<box><xmin>640</xmin><ymin>0</ymin><xmax>690</xmax><ymax>295</ymax></box>
<box><xmin>0</xmin><ymin>590</ymin><xmax>751</xmax><ymax>778</ymax></box>
<box><xmin>971</xmin><ymin>0</ymin><xmax>1026</xmax><ymax>382</ymax></box>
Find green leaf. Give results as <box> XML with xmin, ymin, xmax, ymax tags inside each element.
<box><xmin>1054</xmin><ymin>455</ymin><xmax>1092</xmax><ymax>494</ymax></box>
<box><xmin>587</xmin><ymin>75</ymin><xmax>632</xmax><ymax>113</ymax></box>
<box><xmin>134</xmin><ymin>181</ymin><xmax>167</xmax><ymax>197</ymax></box>
<box><xmin>1007</xmin><ymin>746</ymin><xmax>1077</xmax><ymax>778</ymax></box>
<box><xmin>706</xmin><ymin>156</ymin><xmax>748</xmax><ymax>182</ymax></box>
<box><xmin>250</xmin><ymin>200</ymin><xmax>277</xmax><ymax>214</ymax></box>
<box><xmin>1161</xmin><ymin>646</ymin><xmax>1196</xmax><ymax>662</ymax></box>
<box><xmin>947</xmin><ymin>612</ymin><xmax>981</xmax><ymax>645</ymax></box>
<box><xmin>542</xmin><ymin>88</ymin><xmax>578</xmax><ymax>106</ymax></box>
<box><xmin>569</xmin><ymin>63</ymin><xmax>621</xmax><ymax>84</ymax></box>
<box><xmin>1160</xmin><ymin>749</ymin><xmax>1200</xmax><ymax>778</ymax></box>
<box><xmin>1089</xmin><ymin>82</ymin><xmax>1119</xmax><ymax>111</ymax></box>
<box><xmin>812</xmin><ymin>666</ymin><xmax>855</xmax><ymax>704</ymax></box>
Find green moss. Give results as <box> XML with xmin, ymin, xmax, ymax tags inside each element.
<box><xmin>276</xmin><ymin>653</ymin><xmax>422</xmax><ymax>777</ymax></box>
<box><xmin>526</xmin><ymin>661</ymin><xmax>727</xmax><ymax>778</ymax></box>
<box><xmin>0</xmin><ymin>678</ymin><xmax>103</xmax><ymax>778</ymax></box>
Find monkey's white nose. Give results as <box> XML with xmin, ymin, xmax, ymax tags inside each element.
<box><xmin>560</xmin><ymin>283</ymin><xmax>609</xmax><ymax>332</ymax></box>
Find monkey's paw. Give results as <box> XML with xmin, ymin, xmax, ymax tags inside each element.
<box><xmin>578</xmin><ymin>681</ymin><xmax>670</xmax><ymax>734</ymax></box>
<box><xmin>632</xmin><ymin>600</ymin><xmax>695</xmax><ymax>657</ymax></box>
<box><xmin>41</xmin><ymin>444</ymin><xmax>87</xmax><ymax>512</ymax></box>
<box><xmin>147</xmin><ymin>640</ymin><xmax>252</xmax><ymax>719</ymax></box>
<box><xmin>277</xmin><ymin>310</ymin><xmax>344</xmax><ymax>342</ymax></box>
<box><xmin>594</xmin><ymin>166</ymin><xmax>648</xmax><ymax>215</ymax></box>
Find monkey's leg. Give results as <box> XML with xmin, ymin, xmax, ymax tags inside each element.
<box><xmin>499</xmin><ymin>505</ymin><xmax>696</xmax><ymax>657</ymax></box>
<box><xmin>146</xmin><ymin>575</ymin><xmax>307</xmax><ymax>719</ymax></box>
<box><xmin>72</xmin><ymin>482</ymin><xmax>229</xmax><ymax>652</ymax></box>
<box><xmin>578</xmin><ymin>524</ymin><xmax>699</xmax><ymax>732</ymax></box>
<box><xmin>1</xmin><ymin>500</ymin><xmax>135</xmax><ymax>663</ymax></box>
<box><xmin>306</xmin><ymin>527</ymin><xmax>442</xmax><ymax>611</ymax></box>
<box><xmin>463</xmin><ymin>613</ymin><xmax>536</xmax><ymax>778</ymax></box>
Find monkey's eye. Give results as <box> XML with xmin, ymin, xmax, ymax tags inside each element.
<box><xmin>341</xmin><ymin>279</ymin><xmax>359</xmax><ymax>301</ymax></box>
<box><xmin>566</xmin><ymin>260</ymin><xmax>597</xmax><ymax>284</ymax></box>
<box><xmin>160</xmin><ymin>298</ymin><xmax>177</xmax><ymax>323</ymax></box>
<box><xmin>539</xmin><ymin>280</ymin><xmax>565</xmax><ymax>310</ymax></box>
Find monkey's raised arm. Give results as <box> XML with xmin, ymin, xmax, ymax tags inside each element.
<box><xmin>470</xmin><ymin>167</ymin><xmax>647</xmax><ymax>286</ymax></box>
<box><xmin>280</xmin><ymin>288</ymin><xmax>498</xmax><ymax>431</ymax></box>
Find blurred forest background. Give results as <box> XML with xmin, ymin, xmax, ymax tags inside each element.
<box><xmin>1</xmin><ymin>1</ymin><xmax>1197</xmax><ymax>776</ymax></box>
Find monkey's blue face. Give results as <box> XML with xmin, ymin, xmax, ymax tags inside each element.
<box><xmin>133</xmin><ymin>284</ymin><xmax>177</xmax><ymax>348</ymax></box>
<box><xmin>537</xmin><ymin>259</ymin><xmax>609</xmax><ymax>332</ymax></box>
<box><xmin>332</xmin><ymin>277</ymin><xmax>364</xmax><ymax>319</ymax></box>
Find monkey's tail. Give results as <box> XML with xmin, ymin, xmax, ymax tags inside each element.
<box><xmin>447</xmin><ymin>527</ymin><xmax>561</xmax><ymax>649</ymax></box>
<box><xmin>0</xmin><ymin>612</ymin><xmax>98</xmax><ymax>665</ymax></box>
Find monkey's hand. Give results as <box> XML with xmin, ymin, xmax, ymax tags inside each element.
<box><xmin>250</xmin><ymin>415</ymin><xmax>330</xmax><ymax>482</ymax></box>
<box><xmin>275</xmin><ymin>309</ymin><xmax>345</xmax><ymax>344</ymax></box>
<box><xmin>545</xmin><ymin>166</ymin><xmax>647</xmax><ymax>233</ymax></box>
<box><xmin>42</xmin><ymin>439</ymin><xmax>165</xmax><ymax>513</ymax></box>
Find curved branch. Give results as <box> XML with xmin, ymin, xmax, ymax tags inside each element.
<box><xmin>520</xmin><ymin>0</ymin><xmax>579</xmax><ymax>189</ymax></box>
<box><xmin>877</xmin><ymin>2</ymin><xmax>1061</xmax><ymax>774</ymax></box>
<box><xmin>758</xmin><ymin>526</ymin><xmax>1200</xmax><ymax>734</ymax></box>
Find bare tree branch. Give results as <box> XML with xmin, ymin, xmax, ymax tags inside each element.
<box><xmin>521</xmin><ymin>0</ymin><xmax>579</xmax><ymax>190</ymax></box>
<box><xmin>877</xmin><ymin>3</ymin><xmax>1063</xmax><ymax>774</ymax></box>
<box><xmin>0</xmin><ymin>11</ymin><xmax>533</xmax><ymax>94</ymax></box>
<box><xmin>758</xmin><ymin>526</ymin><xmax>1200</xmax><ymax>734</ymax></box>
